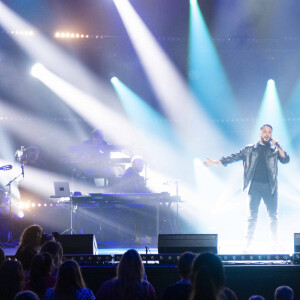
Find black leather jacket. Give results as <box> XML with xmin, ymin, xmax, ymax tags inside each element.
<box><xmin>220</xmin><ymin>142</ymin><xmax>290</xmax><ymax>194</ymax></box>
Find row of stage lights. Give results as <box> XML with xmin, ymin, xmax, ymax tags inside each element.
<box><xmin>4</xmin><ymin>253</ymin><xmax>299</xmax><ymax>265</ymax></box>
<box><xmin>35</xmin><ymin>253</ymin><xmax>296</xmax><ymax>265</ymax></box>
<box><xmin>5</xmin><ymin>30</ymin><xmax>300</xmax><ymax>43</ymax></box>
<box><xmin>55</xmin><ymin>32</ymin><xmax>104</xmax><ymax>39</ymax></box>
<box><xmin>9</xmin><ymin>30</ymin><xmax>34</xmax><ymax>36</ymax></box>
<box><xmin>6</xmin><ymin>30</ymin><xmax>101</xmax><ymax>39</ymax></box>
<box><xmin>17</xmin><ymin>201</ymin><xmax>58</xmax><ymax>209</ymax></box>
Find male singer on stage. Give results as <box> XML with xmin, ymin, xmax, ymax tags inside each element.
<box><xmin>204</xmin><ymin>125</ymin><xmax>290</xmax><ymax>250</ymax></box>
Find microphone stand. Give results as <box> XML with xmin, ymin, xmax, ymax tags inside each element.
<box><xmin>2</xmin><ymin>166</ymin><xmax>24</xmax><ymax>248</ymax></box>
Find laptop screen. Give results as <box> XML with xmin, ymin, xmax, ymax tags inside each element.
<box><xmin>53</xmin><ymin>181</ymin><xmax>70</xmax><ymax>197</ymax></box>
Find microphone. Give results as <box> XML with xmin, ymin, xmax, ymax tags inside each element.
<box><xmin>270</xmin><ymin>138</ymin><xmax>281</xmax><ymax>148</ymax></box>
<box><xmin>21</xmin><ymin>164</ymin><xmax>24</xmax><ymax>177</ymax></box>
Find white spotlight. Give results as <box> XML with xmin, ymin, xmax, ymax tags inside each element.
<box><xmin>16</xmin><ymin>210</ymin><xmax>25</xmax><ymax>218</ymax></box>
<box><xmin>110</xmin><ymin>76</ymin><xmax>118</xmax><ymax>84</ymax></box>
<box><xmin>18</xmin><ymin>202</ymin><xmax>25</xmax><ymax>209</ymax></box>
<box><xmin>268</xmin><ymin>79</ymin><xmax>275</xmax><ymax>85</ymax></box>
<box><xmin>31</xmin><ymin>63</ymin><xmax>46</xmax><ymax>78</ymax></box>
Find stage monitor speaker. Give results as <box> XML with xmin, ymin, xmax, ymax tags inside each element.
<box><xmin>58</xmin><ymin>234</ymin><xmax>98</xmax><ymax>255</ymax></box>
<box><xmin>158</xmin><ymin>234</ymin><xmax>218</xmax><ymax>254</ymax></box>
<box><xmin>294</xmin><ymin>233</ymin><xmax>300</xmax><ymax>253</ymax></box>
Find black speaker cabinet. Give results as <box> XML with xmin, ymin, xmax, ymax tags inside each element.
<box><xmin>294</xmin><ymin>233</ymin><xmax>300</xmax><ymax>253</ymax></box>
<box><xmin>58</xmin><ymin>234</ymin><xmax>98</xmax><ymax>255</ymax></box>
<box><xmin>158</xmin><ymin>234</ymin><xmax>218</xmax><ymax>254</ymax></box>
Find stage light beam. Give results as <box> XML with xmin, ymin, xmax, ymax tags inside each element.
<box><xmin>111</xmin><ymin>77</ymin><xmax>179</xmax><ymax>145</ymax></box>
<box><xmin>252</xmin><ymin>79</ymin><xmax>290</xmax><ymax>149</ymax></box>
<box><xmin>189</xmin><ymin>0</ymin><xmax>238</xmax><ymax>131</ymax></box>
<box><xmin>113</xmin><ymin>0</ymin><xmax>230</xmax><ymax>157</ymax></box>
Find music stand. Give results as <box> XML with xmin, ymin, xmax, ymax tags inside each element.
<box><xmin>61</xmin><ymin>198</ymin><xmax>77</xmax><ymax>235</ymax></box>
<box><xmin>51</xmin><ymin>182</ymin><xmax>76</xmax><ymax>235</ymax></box>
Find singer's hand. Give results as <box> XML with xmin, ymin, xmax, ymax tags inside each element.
<box><xmin>203</xmin><ymin>158</ymin><xmax>221</xmax><ymax>167</ymax></box>
<box><xmin>272</xmin><ymin>139</ymin><xmax>286</xmax><ymax>157</ymax></box>
<box><xmin>271</xmin><ymin>139</ymin><xmax>280</xmax><ymax>148</ymax></box>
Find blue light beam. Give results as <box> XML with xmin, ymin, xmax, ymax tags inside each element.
<box><xmin>252</xmin><ymin>79</ymin><xmax>291</xmax><ymax>150</ymax></box>
<box><xmin>189</xmin><ymin>0</ymin><xmax>238</xmax><ymax>123</ymax></box>
<box><xmin>111</xmin><ymin>77</ymin><xmax>180</xmax><ymax>147</ymax></box>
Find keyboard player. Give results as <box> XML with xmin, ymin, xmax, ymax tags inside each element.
<box><xmin>121</xmin><ymin>156</ymin><xmax>149</xmax><ymax>193</ymax></box>
<box><xmin>72</xmin><ymin>129</ymin><xmax>120</xmax><ymax>187</ymax></box>
<box><xmin>120</xmin><ymin>156</ymin><xmax>155</xmax><ymax>244</ymax></box>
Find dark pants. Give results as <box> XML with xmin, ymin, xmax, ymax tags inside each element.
<box><xmin>246</xmin><ymin>181</ymin><xmax>278</xmax><ymax>244</ymax></box>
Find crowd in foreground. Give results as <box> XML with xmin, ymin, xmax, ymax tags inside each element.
<box><xmin>0</xmin><ymin>224</ymin><xmax>295</xmax><ymax>300</ymax></box>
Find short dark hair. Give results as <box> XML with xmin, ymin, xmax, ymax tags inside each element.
<box><xmin>14</xmin><ymin>290</ymin><xmax>39</xmax><ymax>300</ymax></box>
<box><xmin>177</xmin><ymin>252</ymin><xmax>196</xmax><ymax>279</ymax></box>
<box><xmin>275</xmin><ymin>286</ymin><xmax>294</xmax><ymax>300</ymax></box>
<box><xmin>41</xmin><ymin>241</ymin><xmax>63</xmax><ymax>268</ymax></box>
<box><xmin>0</xmin><ymin>260</ymin><xmax>24</xmax><ymax>299</ymax></box>
<box><xmin>260</xmin><ymin>124</ymin><xmax>273</xmax><ymax>131</ymax></box>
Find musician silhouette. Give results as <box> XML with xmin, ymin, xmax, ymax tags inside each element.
<box><xmin>121</xmin><ymin>156</ymin><xmax>149</xmax><ymax>193</ymax></box>
<box><xmin>83</xmin><ymin>129</ymin><xmax>110</xmax><ymax>156</ymax></box>
<box><xmin>120</xmin><ymin>157</ymin><xmax>154</xmax><ymax>244</ymax></box>
<box><xmin>78</xmin><ymin>129</ymin><xmax>116</xmax><ymax>186</ymax></box>
<box><xmin>15</xmin><ymin>146</ymin><xmax>46</xmax><ymax>169</ymax></box>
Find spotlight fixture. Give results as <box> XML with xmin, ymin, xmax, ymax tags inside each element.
<box><xmin>110</xmin><ymin>76</ymin><xmax>118</xmax><ymax>84</ymax></box>
<box><xmin>55</xmin><ymin>32</ymin><xmax>87</xmax><ymax>39</ymax></box>
<box><xmin>16</xmin><ymin>211</ymin><xmax>25</xmax><ymax>218</ymax></box>
<box><xmin>31</xmin><ymin>63</ymin><xmax>46</xmax><ymax>78</ymax></box>
<box><xmin>268</xmin><ymin>79</ymin><xmax>275</xmax><ymax>86</ymax></box>
<box><xmin>10</xmin><ymin>30</ymin><xmax>34</xmax><ymax>36</ymax></box>
<box><xmin>54</xmin><ymin>32</ymin><xmax>104</xmax><ymax>39</ymax></box>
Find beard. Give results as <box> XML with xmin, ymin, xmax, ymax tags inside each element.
<box><xmin>261</xmin><ymin>138</ymin><xmax>271</xmax><ymax>145</ymax></box>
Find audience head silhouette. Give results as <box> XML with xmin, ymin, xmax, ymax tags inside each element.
<box><xmin>0</xmin><ymin>247</ymin><xmax>5</xmax><ymax>265</ymax></box>
<box><xmin>28</xmin><ymin>253</ymin><xmax>53</xmax><ymax>298</ymax></box>
<box><xmin>30</xmin><ymin>252</ymin><xmax>53</xmax><ymax>278</ymax></box>
<box><xmin>14</xmin><ymin>290</ymin><xmax>39</xmax><ymax>300</ymax></box>
<box><xmin>0</xmin><ymin>259</ymin><xmax>24</xmax><ymax>300</ymax></box>
<box><xmin>117</xmin><ymin>248</ymin><xmax>145</xmax><ymax>283</ymax></box>
<box><xmin>40</xmin><ymin>240</ymin><xmax>63</xmax><ymax>271</ymax></box>
<box><xmin>96</xmin><ymin>249</ymin><xmax>155</xmax><ymax>300</ymax></box>
<box><xmin>54</xmin><ymin>260</ymin><xmax>86</xmax><ymax>298</ymax></box>
<box><xmin>248</xmin><ymin>296</ymin><xmax>265</xmax><ymax>300</ymax></box>
<box><xmin>189</xmin><ymin>252</ymin><xmax>225</xmax><ymax>300</ymax></box>
<box><xmin>275</xmin><ymin>286</ymin><xmax>294</xmax><ymax>300</ymax></box>
<box><xmin>19</xmin><ymin>224</ymin><xmax>43</xmax><ymax>249</ymax></box>
<box><xmin>178</xmin><ymin>252</ymin><xmax>196</xmax><ymax>280</ymax></box>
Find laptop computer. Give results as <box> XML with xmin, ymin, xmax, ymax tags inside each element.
<box><xmin>53</xmin><ymin>181</ymin><xmax>70</xmax><ymax>198</ymax></box>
